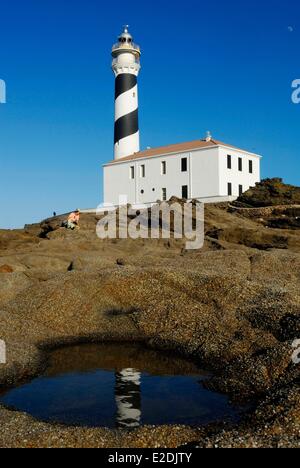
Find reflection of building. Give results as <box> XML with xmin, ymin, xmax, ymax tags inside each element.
<box><xmin>115</xmin><ymin>368</ymin><xmax>141</xmax><ymax>429</ymax></box>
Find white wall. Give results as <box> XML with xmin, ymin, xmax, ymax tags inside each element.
<box><xmin>218</xmin><ymin>147</ymin><xmax>261</xmax><ymax>197</ymax></box>
<box><xmin>191</xmin><ymin>148</ymin><xmax>220</xmax><ymax>198</ymax></box>
<box><xmin>103</xmin><ymin>146</ymin><xmax>261</xmax><ymax>205</ymax></box>
<box><xmin>104</xmin><ymin>152</ymin><xmax>191</xmax><ymax>205</ymax></box>
<box><xmin>104</xmin><ymin>163</ymin><xmax>137</xmax><ymax>205</ymax></box>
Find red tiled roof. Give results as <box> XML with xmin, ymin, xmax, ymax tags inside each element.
<box><xmin>106</xmin><ymin>138</ymin><xmax>258</xmax><ymax>165</ymax></box>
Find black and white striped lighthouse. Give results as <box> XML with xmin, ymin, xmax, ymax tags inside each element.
<box><xmin>112</xmin><ymin>26</ymin><xmax>141</xmax><ymax>160</ymax></box>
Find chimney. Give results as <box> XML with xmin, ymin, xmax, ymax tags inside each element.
<box><xmin>205</xmin><ymin>131</ymin><xmax>212</xmax><ymax>142</ymax></box>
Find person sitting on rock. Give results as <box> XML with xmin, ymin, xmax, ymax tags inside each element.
<box><xmin>64</xmin><ymin>209</ymin><xmax>80</xmax><ymax>230</ymax></box>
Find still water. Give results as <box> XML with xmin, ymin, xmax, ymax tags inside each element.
<box><xmin>0</xmin><ymin>343</ymin><xmax>241</xmax><ymax>428</ymax></box>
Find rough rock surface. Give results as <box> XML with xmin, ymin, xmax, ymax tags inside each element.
<box><xmin>0</xmin><ymin>198</ymin><xmax>299</xmax><ymax>448</ymax></box>
<box><xmin>236</xmin><ymin>178</ymin><xmax>300</xmax><ymax>208</ymax></box>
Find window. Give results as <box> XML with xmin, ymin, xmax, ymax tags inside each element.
<box><xmin>130</xmin><ymin>166</ymin><xmax>135</xmax><ymax>179</ymax></box>
<box><xmin>238</xmin><ymin>158</ymin><xmax>243</xmax><ymax>172</ymax></box>
<box><xmin>227</xmin><ymin>155</ymin><xmax>232</xmax><ymax>169</ymax></box>
<box><xmin>228</xmin><ymin>183</ymin><xmax>232</xmax><ymax>196</ymax></box>
<box><xmin>141</xmin><ymin>189</ymin><xmax>144</xmax><ymax>194</ymax></box>
<box><xmin>140</xmin><ymin>164</ymin><xmax>145</xmax><ymax>178</ymax></box>
<box><xmin>249</xmin><ymin>160</ymin><xmax>253</xmax><ymax>174</ymax></box>
<box><xmin>239</xmin><ymin>185</ymin><xmax>243</xmax><ymax>197</ymax></box>
<box><xmin>161</xmin><ymin>161</ymin><xmax>166</xmax><ymax>175</ymax></box>
<box><xmin>182</xmin><ymin>185</ymin><xmax>188</xmax><ymax>199</ymax></box>
<box><xmin>181</xmin><ymin>157</ymin><xmax>187</xmax><ymax>172</ymax></box>
<box><xmin>162</xmin><ymin>188</ymin><xmax>167</xmax><ymax>201</ymax></box>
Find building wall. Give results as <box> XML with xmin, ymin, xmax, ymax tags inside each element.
<box><xmin>104</xmin><ymin>163</ymin><xmax>137</xmax><ymax>205</ymax></box>
<box><xmin>134</xmin><ymin>151</ymin><xmax>191</xmax><ymax>204</ymax></box>
<box><xmin>190</xmin><ymin>148</ymin><xmax>220</xmax><ymax>199</ymax></box>
<box><xmin>104</xmin><ymin>151</ymin><xmax>191</xmax><ymax>205</ymax></box>
<box><xmin>103</xmin><ymin>146</ymin><xmax>261</xmax><ymax>205</ymax></box>
<box><xmin>218</xmin><ymin>147</ymin><xmax>261</xmax><ymax>197</ymax></box>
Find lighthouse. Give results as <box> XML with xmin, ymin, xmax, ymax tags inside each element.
<box><xmin>112</xmin><ymin>26</ymin><xmax>141</xmax><ymax>160</ymax></box>
<box><xmin>103</xmin><ymin>28</ymin><xmax>262</xmax><ymax>207</ymax></box>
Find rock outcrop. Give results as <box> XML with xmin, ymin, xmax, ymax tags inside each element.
<box><xmin>236</xmin><ymin>178</ymin><xmax>300</xmax><ymax>207</ymax></box>
<box><xmin>0</xmin><ymin>192</ymin><xmax>299</xmax><ymax>448</ymax></box>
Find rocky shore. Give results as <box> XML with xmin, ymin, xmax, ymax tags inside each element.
<box><xmin>0</xmin><ymin>182</ymin><xmax>299</xmax><ymax>448</ymax></box>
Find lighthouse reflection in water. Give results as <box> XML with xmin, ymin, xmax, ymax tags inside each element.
<box><xmin>115</xmin><ymin>369</ymin><xmax>141</xmax><ymax>428</ymax></box>
<box><xmin>0</xmin><ymin>343</ymin><xmax>242</xmax><ymax>428</ymax></box>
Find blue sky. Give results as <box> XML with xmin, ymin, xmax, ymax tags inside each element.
<box><xmin>0</xmin><ymin>0</ymin><xmax>299</xmax><ymax>228</ymax></box>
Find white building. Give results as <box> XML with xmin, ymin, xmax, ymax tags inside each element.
<box><xmin>103</xmin><ymin>27</ymin><xmax>261</xmax><ymax>206</ymax></box>
<box><xmin>104</xmin><ymin>135</ymin><xmax>261</xmax><ymax>205</ymax></box>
